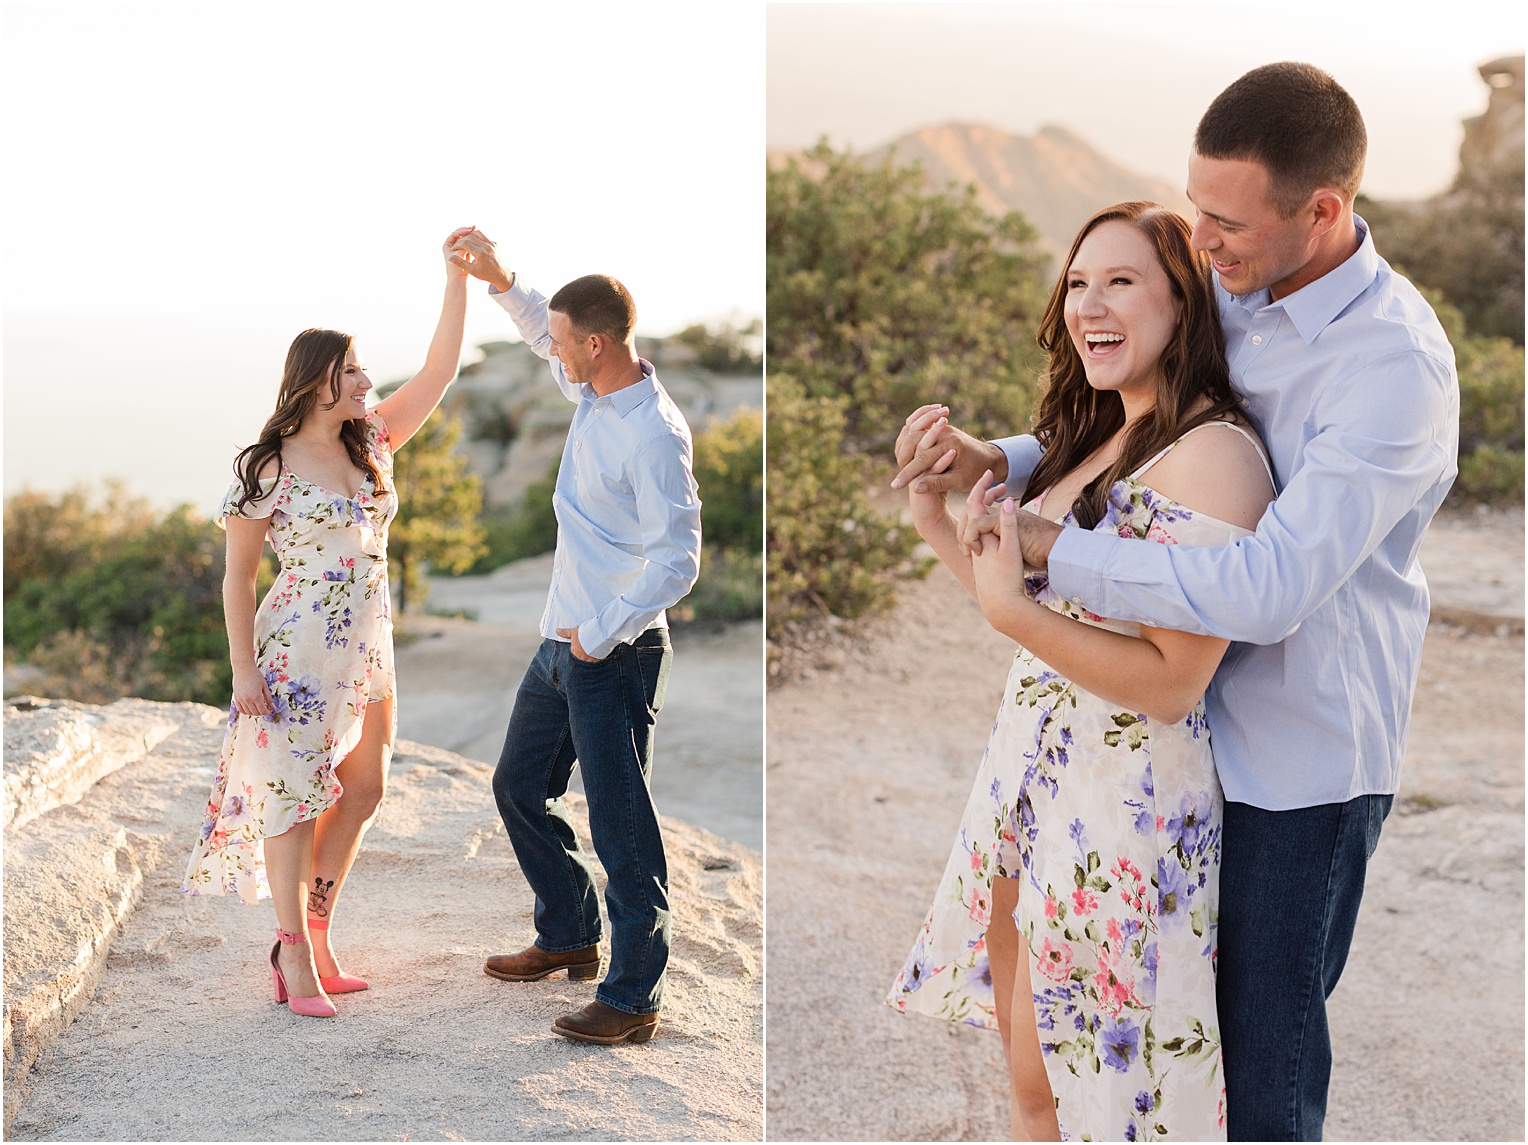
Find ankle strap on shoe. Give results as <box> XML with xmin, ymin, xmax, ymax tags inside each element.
<box><xmin>307</xmin><ymin>918</ymin><xmax>330</xmax><ymax>931</ymax></box>
<box><xmin>275</xmin><ymin>927</ymin><xmax>307</xmax><ymax>945</ymax></box>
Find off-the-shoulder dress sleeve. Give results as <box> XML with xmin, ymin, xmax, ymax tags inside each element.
<box><xmin>215</xmin><ymin>476</ymin><xmax>283</xmax><ymax>530</ymax></box>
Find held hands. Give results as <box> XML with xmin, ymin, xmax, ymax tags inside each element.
<box><xmin>556</xmin><ymin>626</ymin><xmax>602</xmax><ymax>662</ymax></box>
<box><xmin>449</xmin><ymin>228</ymin><xmax>514</xmax><ymax>293</ymax></box>
<box><xmin>969</xmin><ymin>496</ymin><xmax>1030</xmax><ymax>628</ymax></box>
<box><xmin>897</xmin><ymin>405</ymin><xmax>960</xmax><ymax>534</ymax></box>
<box><xmin>443</xmin><ymin>226</ymin><xmax>476</xmax><ymax>281</ymax></box>
<box><xmin>961</xmin><ymin>471</ymin><xmax>1065</xmax><ymax>569</ymax></box>
<box><xmin>890</xmin><ymin>405</ymin><xmax>1008</xmax><ymax>495</ymax></box>
<box><xmin>232</xmin><ymin>665</ymin><xmax>274</xmax><ymax>717</ymax></box>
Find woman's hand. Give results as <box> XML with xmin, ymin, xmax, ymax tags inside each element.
<box><xmin>232</xmin><ymin>664</ymin><xmax>274</xmax><ymax>717</ymax></box>
<box><xmin>958</xmin><ymin>469</ymin><xmax>1007</xmax><ymax>557</ymax></box>
<box><xmin>970</xmin><ymin>497</ymin><xmax>1036</xmax><ymax>636</ymax></box>
<box><xmin>898</xmin><ymin>406</ymin><xmax>961</xmax><ymax>535</ymax></box>
<box><xmin>443</xmin><ymin>225</ymin><xmax>476</xmax><ymax>281</ymax></box>
<box><xmin>449</xmin><ymin>228</ymin><xmax>514</xmax><ymax>293</ymax></box>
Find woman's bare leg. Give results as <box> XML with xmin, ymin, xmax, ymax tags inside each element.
<box><xmin>307</xmin><ymin>695</ymin><xmax>393</xmax><ymax>976</ymax></box>
<box><xmin>1008</xmin><ymin>916</ymin><xmax>1061</xmax><ymax>1141</ymax></box>
<box><xmin>988</xmin><ymin>877</ymin><xmax>1031</xmax><ymax>1141</ymax></box>
<box><xmin>263</xmin><ymin>818</ymin><xmax>321</xmax><ymax>996</ymax></box>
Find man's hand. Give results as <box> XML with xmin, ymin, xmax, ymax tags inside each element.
<box><xmin>556</xmin><ymin>626</ymin><xmax>602</xmax><ymax>662</ymax></box>
<box><xmin>890</xmin><ymin>405</ymin><xmax>1009</xmax><ymax>495</ymax></box>
<box><xmin>442</xmin><ymin>225</ymin><xmax>476</xmax><ymax>280</ymax></box>
<box><xmin>960</xmin><ymin>473</ymin><xmax>1063</xmax><ymax>569</ymax></box>
<box><xmin>451</xmin><ymin>229</ymin><xmax>514</xmax><ymax>293</ymax></box>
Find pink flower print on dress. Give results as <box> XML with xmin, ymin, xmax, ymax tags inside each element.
<box><xmin>1044</xmin><ymin>895</ymin><xmax>1059</xmax><ymax>920</ymax></box>
<box><xmin>256</xmin><ymin>729</ymin><xmax>269</xmax><ymax>749</ymax></box>
<box><xmin>1037</xmin><ymin>938</ymin><xmax>1073</xmax><ymax>982</ymax></box>
<box><xmin>1071</xmin><ymin>887</ymin><xmax>1099</xmax><ymax>916</ymax></box>
<box><xmin>967</xmin><ymin>887</ymin><xmax>991</xmax><ymax>927</ymax></box>
<box><xmin>970</xmin><ymin>848</ymin><xmax>983</xmax><ymax>870</ymax></box>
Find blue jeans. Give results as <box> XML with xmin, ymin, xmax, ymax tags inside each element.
<box><xmin>492</xmin><ymin>630</ymin><xmax>672</xmax><ymax>1015</ymax></box>
<box><xmin>1218</xmin><ymin>793</ymin><xmax>1393</xmax><ymax>1141</ymax></box>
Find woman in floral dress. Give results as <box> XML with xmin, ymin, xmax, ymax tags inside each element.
<box><xmin>182</xmin><ymin>227</ymin><xmax>484</xmax><ymax>1017</ymax></box>
<box><xmin>887</xmin><ymin>203</ymin><xmax>1277</xmax><ymax>1140</ymax></box>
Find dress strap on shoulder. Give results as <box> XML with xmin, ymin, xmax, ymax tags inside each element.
<box><xmin>1131</xmin><ymin>421</ymin><xmax>1276</xmax><ymax>488</ymax></box>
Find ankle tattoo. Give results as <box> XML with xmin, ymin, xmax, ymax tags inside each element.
<box><xmin>307</xmin><ymin>877</ymin><xmax>335</xmax><ymax>918</ymax></box>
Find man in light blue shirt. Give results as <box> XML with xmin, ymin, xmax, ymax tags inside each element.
<box><xmin>899</xmin><ymin>64</ymin><xmax>1457</xmax><ymax>1139</ymax></box>
<box><xmin>451</xmin><ymin>230</ymin><xmax>701</xmax><ymax>1045</ymax></box>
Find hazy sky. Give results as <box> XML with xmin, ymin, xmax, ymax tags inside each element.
<box><xmin>4</xmin><ymin>2</ymin><xmax>763</xmax><ymax>510</ymax></box>
<box><xmin>768</xmin><ymin>3</ymin><xmax>1524</xmax><ymax>200</ymax></box>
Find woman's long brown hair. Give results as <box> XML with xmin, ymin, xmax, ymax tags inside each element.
<box><xmin>231</xmin><ymin>329</ymin><xmax>387</xmax><ymax>515</ymax></box>
<box><xmin>1022</xmin><ymin>202</ymin><xmax>1241</xmax><ymax>529</ymax></box>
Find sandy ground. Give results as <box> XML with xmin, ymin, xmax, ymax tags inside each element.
<box><xmin>765</xmin><ymin>508</ymin><xmax>1524</xmax><ymax>1141</ymax></box>
<box><xmin>403</xmin><ymin>556</ymin><xmax>763</xmax><ymax>850</ymax></box>
<box><xmin>8</xmin><ymin>716</ymin><xmax>762</xmax><ymax>1141</ymax></box>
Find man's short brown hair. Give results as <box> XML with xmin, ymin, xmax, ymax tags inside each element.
<box><xmin>1195</xmin><ymin>62</ymin><xmax>1368</xmax><ymax>218</ymax></box>
<box><xmin>549</xmin><ymin>274</ymin><xmax>637</xmax><ymax>344</ymax></box>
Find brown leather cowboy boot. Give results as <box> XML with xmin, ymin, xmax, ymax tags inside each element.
<box><xmin>483</xmin><ymin>943</ymin><xmax>601</xmax><ymax>982</ymax></box>
<box><xmin>551</xmin><ymin>999</ymin><xmax>659</xmax><ymax>1044</ymax></box>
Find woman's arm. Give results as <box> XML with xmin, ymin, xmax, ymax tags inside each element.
<box><xmin>373</xmin><ymin>225</ymin><xmax>473</xmax><ymax>449</ymax></box>
<box><xmin>898</xmin><ymin>405</ymin><xmax>1010</xmax><ymax>600</ymax></box>
<box><xmin>972</xmin><ymin>501</ymin><xmax>1228</xmax><ymax>724</ymax></box>
<box><xmin>970</xmin><ymin>425</ymin><xmax>1276</xmax><ymax>724</ymax></box>
<box><xmin>224</xmin><ymin>514</ymin><xmax>274</xmax><ymax>716</ymax></box>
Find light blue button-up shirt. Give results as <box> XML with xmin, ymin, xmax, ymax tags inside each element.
<box><xmin>493</xmin><ymin>278</ymin><xmax>702</xmax><ymax>660</ymax></box>
<box><xmin>999</xmin><ymin>218</ymin><xmax>1458</xmax><ymax>809</ymax></box>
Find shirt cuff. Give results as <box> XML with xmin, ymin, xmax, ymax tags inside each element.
<box><xmin>1046</xmin><ymin>526</ymin><xmax>1114</xmax><ymax>611</ymax></box>
<box><xmin>579</xmin><ymin>619</ymin><xmax>617</xmax><ymax>662</ymax></box>
<box><xmin>488</xmin><ymin>274</ymin><xmax>531</xmax><ymax>306</ymax></box>
<box><xmin>994</xmin><ymin>435</ymin><xmax>1043</xmax><ymax>491</ymax></box>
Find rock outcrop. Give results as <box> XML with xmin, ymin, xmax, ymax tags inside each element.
<box><xmin>1458</xmin><ymin>55</ymin><xmax>1525</xmax><ymax>185</ymax></box>
<box><xmin>411</xmin><ymin>338</ymin><xmax>760</xmax><ymax>510</ymax></box>
<box><xmin>3</xmin><ymin>698</ymin><xmax>763</xmax><ymax>1139</ymax></box>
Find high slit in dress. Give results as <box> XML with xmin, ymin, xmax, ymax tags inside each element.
<box><xmin>182</xmin><ymin>411</ymin><xmax>397</xmax><ymax>904</ymax></box>
<box><xmin>888</xmin><ymin>423</ymin><xmax>1274</xmax><ymax>1142</ymax></box>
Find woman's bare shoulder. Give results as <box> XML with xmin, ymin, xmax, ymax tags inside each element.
<box><xmin>1139</xmin><ymin>421</ymin><xmax>1275</xmax><ymax>531</ymax></box>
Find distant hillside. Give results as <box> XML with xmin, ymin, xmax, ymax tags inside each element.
<box><xmin>868</xmin><ymin>122</ymin><xmax>1193</xmax><ymax>262</ymax></box>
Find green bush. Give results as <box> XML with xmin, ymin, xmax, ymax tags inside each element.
<box><xmin>673</xmin><ymin>317</ymin><xmax>764</xmax><ymax>374</ymax></box>
<box><xmin>1404</xmin><ymin>279</ymin><xmax>1525</xmax><ymax>506</ymax></box>
<box><xmin>3</xmin><ymin>487</ymin><xmax>275</xmax><ymax>705</ymax></box>
<box><xmin>768</xmin><ymin>140</ymin><xmax>1050</xmax><ymax>452</ymax></box>
<box><xmin>766</xmin><ymin>143</ymin><xmax>1045</xmax><ymax>630</ymax></box>
<box><xmin>388</xmin><ymin>412</ymin><xmax>487</xmax><ymax>613</ymax></box>
<box><xmin>466</xmin><ymin>458</ymin><xmax>561</xmax><ymax>573</ymax></box>
<box><xmin>766</xmin><ymin>375</ymin><xmax>927</xmax><ymax>634</ymax></box>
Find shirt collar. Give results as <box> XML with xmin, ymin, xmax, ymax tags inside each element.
<box><xmin>587</xmin><ymin>359</ymin><xmax>659</xmax><ymax>417</ymax></box>
<box><xmin>1230</xmin><ymin>215</ymin><xmax>1379</xmax><ymax>345</ymax></box>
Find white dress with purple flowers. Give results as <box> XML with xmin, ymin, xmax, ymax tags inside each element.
<box><xmin>888</xmin><ymin>430</ymin><xmax>1265</xmax><ymax>1142</ymax></box>
<box><xmin>181</xmin><ymin>412</ymin><xmax>397</xmax><ymax>904</ymax></box>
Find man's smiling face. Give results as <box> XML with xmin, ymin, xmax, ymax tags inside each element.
<box><xmin>1186</xmin><ymin>152</ymin><xmax>1317</xmax><ymax>301</ymax></box>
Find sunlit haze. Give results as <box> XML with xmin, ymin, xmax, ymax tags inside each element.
<box><xmin>4</xmin><ymin>2</ymin><xmax>763</xmax><ymax>511</ymax></box>
<box><xmin>768</xmin><ymin>3</ymin><xmax>1523</xmax><ymax>199</ymax></box>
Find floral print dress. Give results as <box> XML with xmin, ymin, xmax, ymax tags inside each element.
<box><xmin>888</xmin><ymin>426</ymin><xmax>1268</xmax><ymax>1142</ymax></box>
<box><xmin>182</xmin><ymin>412</ymin><xmax>398</xmax><ymax>904</ymax></box>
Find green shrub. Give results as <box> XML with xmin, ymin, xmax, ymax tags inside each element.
<box><xmin>768</xmin><ymin>141</ymin><xmax>1049</xmax><ymax>453</ymax></box>
<box><xmin>766</xmin><ymin>375</ymin><xmax>928</xmax><ymax>635</ymax></box>
<box><xmin>388</xmin><ymin>412</ymin><xmax>487</xmax><ymax>612</ymax></box>
<box><xmin>465</xmin><ymin>458</ymin><xmax>561</xmax><ymax>573</ymax></box>
<box><xmin>3</xmin><ymin>487</ymin><xmax>275</xmax><ymax>705</ymax></box>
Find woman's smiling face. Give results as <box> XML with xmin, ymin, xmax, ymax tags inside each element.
<box><xmin>1062</xmin><ymin>219</ymin><xmax>1182</xmax><ymax>414</ymax></box>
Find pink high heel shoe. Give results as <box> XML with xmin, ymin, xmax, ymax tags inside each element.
<box><xmin>270</xmin><ymin>927</ymin><xmax>336</xmax><ymax>1017</ymax></box>
<box><xmin>309</xmin><ymin>918</ymin><xmax>369</xmax><ymax>994</ymax></box>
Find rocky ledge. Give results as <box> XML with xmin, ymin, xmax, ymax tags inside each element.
<box><xmin>3</xmin><ymin>698</ymin><xmax>762</xmax><ymax>1140</ymax></box>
